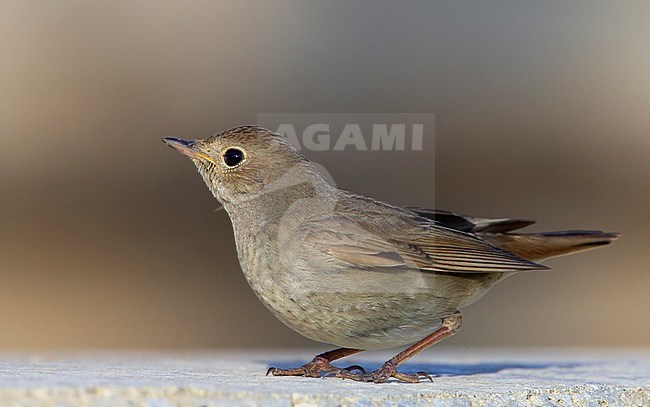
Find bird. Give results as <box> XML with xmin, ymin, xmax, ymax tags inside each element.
<box><xmin>162</xmin><ymin>125</ymin><xmax>619</xmax><ymax>383</ymax></box>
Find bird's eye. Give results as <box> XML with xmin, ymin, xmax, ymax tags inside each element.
<box><xmin>223</xmin><ymin>148</ymin><xmax>244</xmax><ymax>167</ymax></box>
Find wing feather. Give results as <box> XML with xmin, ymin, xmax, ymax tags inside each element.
<box><xmin>301</xmin><ymin>215</ymin><xmax>547</xmax><ymax>273</ymax></box>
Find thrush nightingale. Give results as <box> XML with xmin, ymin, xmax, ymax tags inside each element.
<box><xmin>163</xmin><ymin>125</ymin><xmax>618</xmax><ymax>383</ymax></box>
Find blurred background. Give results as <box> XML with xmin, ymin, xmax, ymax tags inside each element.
<box><xmin>1</xmin><ymin>1</ymin><xmax>648</xmax><ymax>349</ymax></box>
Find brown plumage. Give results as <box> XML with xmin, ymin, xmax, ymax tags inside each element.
<box><xmin>411</xmin><ymin>208</ymin><xmax>620</xmax><ymax>261</ymax></box>
<box><xmin>163</xmin><ymin>125</ymin><xmax>619</xmax><ymax>383</ymax></box>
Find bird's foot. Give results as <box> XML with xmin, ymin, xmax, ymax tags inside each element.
<box><xmin>333</xmin><ymin>361</ymin><xmax>432</xmax><ymax>383</ymax></box>
<box><xmin>267</xmin><ymin>356</ymin><xmax>366</xmax><ymax>378</ymax></box>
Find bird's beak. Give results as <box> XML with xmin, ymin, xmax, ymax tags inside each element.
<box><xmin>162</xmin><ymin>137</ymin><xmax>216</xmax><ymax>164</ymax></box>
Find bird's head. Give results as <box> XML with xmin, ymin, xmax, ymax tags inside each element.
<box><xmin>163</xmin><ymin>125</ymin><xmax>329</xmax><ymax>207</ymax></box>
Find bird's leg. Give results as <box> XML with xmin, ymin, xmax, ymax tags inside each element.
<box><xmin>267</xmin><ymin>347</ymin><xmax>364</xmax><ymax>378</ymax></box>
<box><xmin>336</xmin><ymin>312</ymin><xmax>463</xmax><ymax>383</ymax></box>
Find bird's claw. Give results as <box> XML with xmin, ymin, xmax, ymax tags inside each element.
<box><xmin>267</xmin><ymin>357</ymin><xmax>430</xmax><ymax>383</ymax></box>
<box><xmin>321</xmin><ymin>364</ymin><xmax>367</xmax><ymax>378</ymax></box>
<box><xmin>267</xmin><ymin>356</ymin><xmax>350</xmax><ymax>378</ymax></box>
<box><xmin>334</xmin><ymin>362</ymin><xmax>432</xmax><ymax>383</ymax></box>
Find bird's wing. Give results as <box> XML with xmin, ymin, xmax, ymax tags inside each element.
<box><xmin>300</xmin><ymin>214</ymin><xmax>547</xmax><ymax>273</ymax></box>
<box><xmin>407</xmin><ymin>207</ymin><xmax>535</xmax><ymax>234</ymax></box>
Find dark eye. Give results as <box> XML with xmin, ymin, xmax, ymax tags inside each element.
<box><xmin>223</xmin><ymin>148</ymin><xmax>244</xmax><ymax>167</ymax></box>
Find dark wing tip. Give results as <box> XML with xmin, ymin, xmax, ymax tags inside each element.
<box><xmin>407</xmin><ymin>207</ymin><xmax>536</xmax><ymax>234</ymax></box>
<box><xmin>477</xmin><ymin>219</ymin><xmax>536</xmax><ymax>233</ymax></box>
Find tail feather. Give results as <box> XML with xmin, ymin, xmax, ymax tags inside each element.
<box><xmin>408</xmin><ymin>208</ymin><xmax>620</xmax><ymax>263</ymax></box>
<box><xmin>482</xmin><ymin>230</ymin><xmax>620</xmax><ymax>261</ymax></box>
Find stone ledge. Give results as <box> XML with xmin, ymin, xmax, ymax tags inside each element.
<box><xmin>0</xmin><ymin>348</ymin><xmax>648</xmax><ymax>406</ymax></box>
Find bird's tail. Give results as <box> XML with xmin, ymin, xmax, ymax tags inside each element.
<box><xmin>482</xmin><ymin>230</ymin><xmax>620</xmax><ymax>262</ymax></box>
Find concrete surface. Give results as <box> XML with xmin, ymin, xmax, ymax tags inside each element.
<box><xmin>0</xmin><ymin>348</ymin><xmax>648</xmax><ymax>406</ymax></box>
